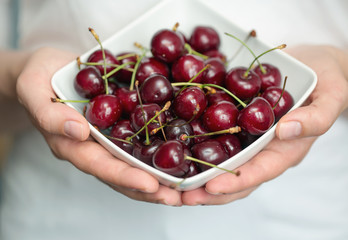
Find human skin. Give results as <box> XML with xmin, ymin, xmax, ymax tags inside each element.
<box><xmin>1</xmin><ymin>45</ymin><xmax>347</xmax><ymax>206</ymax></box>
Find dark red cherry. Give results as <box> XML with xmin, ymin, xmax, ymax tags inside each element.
<box><xmin>74</xmin><ymin>66</ymin><xmax>105</xmax><ymax>99</ymax></box>
<box><xmin>237</xmin><ymin>130</ymin><xmax>259</xmax><ymax>148</ymax></box>
<box><xmin>206</xmin><ymin>89</ymin><xmax>235</xmax><ymax>106</ymax></box>
<box><xmin>191</xmin><ymin>139</ymin><xmax>228</xmax><ymax>172</ymax></box>
<box><xmin>133</xmin><ymin>137</ymin><xmax>164</xmax><ymax>166</ymax></box>
<box><xmin>140</xmin><ymin>74</ymin><xmax>173</xmax><ymax>105</ymax></box>
<box><xmin>203</xmin><ymin>49</ymin><xmax>227</xmax><ymax>63</ymax></box>
<box><xmin>237</xmin><ymin>97</ymin><xmax>275</xmax><ymax>135</ymax></box>
<box><xmin>261</xmin><ymin>86</ymin><xmax>294</xmax><ymax>121</ymax></box>
<box><xmin>150</xmin><ymin>28</ymin><xmax>185</xmax><ymax>64</ymax></box>
<box><xmin>165</xmin><ymin>119</ymin><xmax>194</xmax><ymax>147</ymax></box>
<box><xmin>171</xmin><ymin>54</ymin><xmax>205</xmax><ymax>83</ymax></box>
<box><xmin>152</xmin><ymin>140</ymin><xmax>190</xmax><ymax>177</ymax></box>
<box><xmin>189</xmin><ymin>26</ymin><xmax>220</xmax><ymax>53</ymax></box>
<box><xmin>130</xmin><ymin>103</ymin><xmax>166</xmax><ymax>136</ymax></box>
<box><xmin>215</xmin><ymin>134</ymin><xmax>242</xmax><ymax>158</ymax></box>
<box><xmin>225</xmin><ymin>67</ymin><xmax>261</xmax><ymax>101</ymax></box>
<box><xmin>190</xmin><ymin>119</ymin><xmax>211</xmax><ymax>144</ymax></box>
<box><xmin>85</xmin><ymin>94</ymin><xmax>122</xmax><ymax>130</ymax></box>
<box><xmin>115</xmin><ymin>52</ymin><xmax>137</xmax><ymax>83</ymax></box>
<box><xmin>107</xmin><ymin>82</ymin><xmax>119</xmax><ymax>95</ymax></box>
<box><xmin>183</xmin><ymin>162</ymin><xmax>201</xmax><ymax>178</ymax></box>
<box><xmin>135</xmin><ymin>57</ymin><xmax>170</xmax><ymax>85</ymax></box>
<box><xmin>201</xmin><ymin>57</ymin><xmax>226</xmax><ymax>86</ymax></box>
<box><xmin>172</xmin><ymin>86</ymin><xmax>207</xmax><ymax>121</ymax></box>
<box><xmin>87</xmin><ymin>49</ymin><xmax>120</xmax><ymax>77</ymax></box>
<box><xmin>109</xmin><ymin>119</ymin><xmax>137</xmax><ymax>154</ymax></box>
<box><xmin>114</xmin><ymin>87</ymin><xmax>139</xmax><ymax>117</ymax></box>
<box><xmin>202</xmin><ymin>101</ymin><xmax>239</xmax><ymax>132</ymax></box>
<box><xmin>253</xmin><ymin>63</ymin><xmax>282</xmax><ymax>92</ymax></box>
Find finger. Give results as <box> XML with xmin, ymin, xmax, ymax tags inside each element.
<box><xmin>182</xmin><ymin>186</ymin><xmax>256</xmax><ymax>206</ymax></box>
<box><xmin>17</xmin><ymin>47</ymin><xmax>90</xmax><ymax>141</ymax></box>
<box><xmin>48</xmin><ymin>134</ymin><xmax>160</xmax><ymax>193</ymax></box>
<box><xmin>108</xmin><ymin>184</ymin><xmax>182</xmax><ymax>206</ymax></box>
<box><xmin>203</xmin><ymin>136</ymin><xmax>316</xmax><ymax>195</ymax></box>
<box><xmin>278</xmin><ymin>46</ymin><xmax>348</xmax><ymax>140</ymax></box>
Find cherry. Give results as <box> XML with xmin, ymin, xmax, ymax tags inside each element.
<box><xmin>107</xmin><ymin>82</ymin><xmax>119</xmax><ymax>95</ymax></box>
<box><xmin>191</xmin><ymin>139</ymin><xmax>228</xmax><ymax>172</ymax></box>
<box><xmin>206</xmin><ymin>89</ymin><xmax>235</xmax><ymax>106</ymax></box>
<box><xmin>152</xmin><ymin>140</ymin><xmax>190</xmax><ymax>177</ymax></box>
<box><xmin>135</xmin><ymin>57</ymin><xmax>170</xmax><ymax>85</ymax></box>
<box><xmin>171</xmin><ymin>54</ymin><xmax>205</xmax><ymax>83</ymax></box>
<box><xmin>253</xmin><ymin>63</ymin><xmax>282</xmax><ymax>91</ymax></box>
<box><xmin>237</xmin><ymin>97</ymin><xmax>275</xmax><ymax>135</ymax></box>
<box><xmin>130</xmin><ymin>103</ymin><xmax>166</xmax><ymax>136</ymax></box>
<box><xmin>189</xmin><ymin>26</ymin><xmax>220</xmax><ymax>53</ymax></box>
<box><xmin>261</xmin><ymin>86</ymin><xmax>294</xmax><ymax>121</ymax></box>
<box><xmin>87</xmin><ymin>49</ymin><xmax>120</xmax><ymax>77</ymax></box>
<box><xmin>172</xmin><ymin>86</ymin><xmax>207</xmax><ymax>121</ymax></box>
<box><xmin>183</xmin><ymin>162</ymin><xmax>201</xmax><ymax>178</ymax></box>
<box><xmin>165</xmin><ymin>119</ymin><xmax>194</xmax><ymax>147</ymax></box>
<box><xmin>114</xmin><ymin>52</ymin><xmax>137</xmax><ymax>83</ymax></box>
<box><xmin>203</xmin><ymin>49</ymin><xmax>227</xmax><ymax>63</ymax></box>
<box><xmin>74</xmin><ymin>66</ymin><xmax>105</xmax><ymax>99</ymax></box>
<box><xmin>225</xmin><ymin>67</ymin><xmax>261</xmax><ymax>101</ymax></box>
<box><xmin>201</xmin><ymin>57</ymin><xmax>226</xmax><ymax>86</ymax></box>
<box><xmin>109</xmin><ymin>119</ymin><xmax>137</xmax><ymax>154</ymax></box>
<box><xmin>114</xmin><ymin>87</ymin><xmax>139</xmax><ymax>117</ymax></box>
<box><xmin>133</xmin><ymin>136</ymin><xmax>164</xmax><ymax>166</ymax></box>
<box><xmin>85</xmin><ymin>94</ymin><xmax>122</xmax><ymax>130</ymax></box>
<box><xmin>150</xmin><ymin>25</ymin><xmax>185</xmax><ymax>64</ymax></box>
<box><xmin>237</xmin><ymin>130</ymin><xmax>259</xmax><ymax>148</ymax></box>
<box><xmin>215</xmin><ymin>134</ymin><xmax>242</xmax><ymax>158</ymax></box>
<box><xmin>140</xmin><ymin>74</ymin><xmax>173</xmax><ymax>105</ymax></box>
<box><xmin>190</xmin><ymin>119</ymin><xmax>211</xmax><ymax>144</ymax></box>
<box><xmin>202</xmin><ymin>101</ymin><xmax>239</xmax><ymax>132</ymax></box>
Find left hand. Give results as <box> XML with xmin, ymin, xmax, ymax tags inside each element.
<box><xmin>181</xmin><ymin>45</ymin><xmax>348</xmax><ymax>205</ymax></box>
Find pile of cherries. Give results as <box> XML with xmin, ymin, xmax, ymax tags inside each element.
<box><xmin>65</xmin><ymin>24</ymin><xmax>294</xmax><ymax>178</ymax></box>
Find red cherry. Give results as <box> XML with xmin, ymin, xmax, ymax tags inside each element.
<box><xmin>189</xmin><ymin>26</ymin><xmax>220</xmax><ymax>53</ymax></box>
<box><xmin>87</xmin><ymin>49</ymin><xmax>120</xmax><ymax>77</ymax></box>
<box><xmin>114</xmin><ymin>87</ymin><xmax>139</xmax><ymax>117</ymax></box>
<box><xmin>140</xmin><ymin>74</ymin><xmax>173</xmax><ymax>105</ymax></box>
<box><xmin>115</xmin><ymin>52</ymin><xmax>137</xmax><ymax>83</ymax></box>
<box><xmin>254</xmin><ymin>63</ymin><xmax>282</xmax><ymax>91</ymax></box>
<box><xmin>201</xmin><ymin>57</ymin><xmax>226</xmax><ymax>86</ymax></box>
<box><xmin>85</xmin><ymin>94</ymin><xmax>122</xmax><ymax>130</ymax></box>
<box><xmin>109</xmin><ymin>119</ymin><xmax>137</xmax><ymax>154</ymax></box>
<box><xmin>135</xmin><ymin>57</ymin><xmax>170</xmax><ymax>85</ymax></box>
<box><xmin>237</xmin><ymin>97</ymin><xmax>275</xmax><ymax>135</ymax></box>
<box><xmin>74</xmin><ymin>66</ymin><xmax>105</xmax><ymax>99</ymax></box>
<box><xmin>133</xmin><ymin>137</ymin><xmax>164</xmax><ymax>166</ymax></box>
<box><xmin>225</xmin><ymin>67</ymin><xmax>261</xmax><ymax>101</ymax></box>
<box><xmin>215</xmin><ymin>134</ymin><xmax>242</xmax><ymax>158</ymax></box>
<box><xmin>202</xmin><ymin>101</ymin><xmax>239</xmax><ymax>132</ymax></box>
<box><xmin>171</xmin><ymin>54</ymin><xmax>205</xmax><ymax>83</ymax></box>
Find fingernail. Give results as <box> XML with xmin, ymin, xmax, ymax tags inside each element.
<box><xmin>278</xmin><ymin>121</ymin><xmax>302</xmax><ymax>140</ymax></box>
<box><xmin>64</xmin><ymin>121</ymin><xmax>84</xmax><ymax>140</ymax></box>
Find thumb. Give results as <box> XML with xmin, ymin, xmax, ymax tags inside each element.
<box><xmin>17</xmin><ymin>47</ymin><xmax>90</xmax><ymax>141</ymax></box>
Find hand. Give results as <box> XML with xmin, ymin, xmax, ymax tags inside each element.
<box><xmin>181</xmin><ymin>45</ymin><xmax>348</xmax><ymax>205</ymax></box>
<box><xmin>15</xmin><ymin>47</ymin><xmax>182</xmax><ymax>206</ymax></box>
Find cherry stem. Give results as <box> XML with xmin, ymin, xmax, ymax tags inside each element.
<box><xmin>156</xmin><ymin>111</ymin><xmax>167</xmax><ymax>141</ymax></box>
<box><xmin>243</xmin><ymin>44</ymin><xmax>286</xmax><ymax>78</ymax></box>
<box><xmin>127</xmin><ymin>101</ymin><xmax>171</xmax><ymax>142</ymax></box>
<box><xmin>228</xmin><ymin>29</ymin><xmax>257</xmax><ymax>63</ymax></box>
<box><xmin>116</xmin><ymin>52</ymin><xmax>137</xmax><ymax>61</ymax></box>
<box><xmin>224</xmin><ymin>32</ymin><xmax>267</xmax><ymax>75</ymax></box>
<box><xmin>51</xmin><ymin>97</ymin><xmax>90</xmax><ymax>103</ymax></box>
<box><xmin>89</xmin><ymin>27</ymin><xmax>109</xmax><ymax>94</ymax></box>
<box><xmin>103</xmin><ymin>134</ymin><xmax>133</xmax><ymax>145</ymax></box>
<box><xmin>172</xmin><ymin>22</ymin><xmax>179</xmax><ymax>32</ymax></box>
<box><xmin>184</xmin><ymin>154</ymin><xmax>241</xmax><ymax>176</ymax></box>
<box><xmin>272</xmin><ymin>76</ymin><xmax>288</xmax><ymax>110</ymax></box>
<box><xmin>172</xmin><ymin>82</ymin><xmax>246</xmax><ymax>108</ymax></box>
<box><xmin>182</xmin><ymin>126</ymin><xmax>241</xmax><ymax>140</ymax></box>
<box><xmin>134</xmin><ymin>81</ymin><xmax>150</xmax><ymax>145</ymax></box>
<box><xmin>129</xmin><ymin>48</ymin><xmax>146</xmax><ymax>91</ymax></box>
<box><xmin>184</xmin><ymin>43</ymin><xmax>209</xmax><ymax>60</ymax></box>
<box><xmin>77</xmin><ymin>58</ymin><xmax>135</xmax><ymax>73</ymax></box>
<box><xmin>101</xmin><ymin>62</ymin><xmax>136</xmax><ymax>80</ymax></box>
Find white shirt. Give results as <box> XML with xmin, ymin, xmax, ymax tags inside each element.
<box><xmin>1</xmin><ymin>1</ymin><xmax>348</xmax><ymax>240</ymax></box>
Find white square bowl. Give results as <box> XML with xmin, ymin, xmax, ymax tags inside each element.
<box><xmin>51</xmin><ymin>0</ymin><xmax>317</xmax><ymax>191</ymax></box>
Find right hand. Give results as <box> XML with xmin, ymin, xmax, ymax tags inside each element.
<box><xmin>15</xmin><ymin>47</ymin><xmax>183</xmax><ymax>206</ymax></box>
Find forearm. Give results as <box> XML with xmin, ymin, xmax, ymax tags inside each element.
<box><xmin>0</xmin><ymin>50</ymin><xmax>31</xmax><ymax>99</ymax></box>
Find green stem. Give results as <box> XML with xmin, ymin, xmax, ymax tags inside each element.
<box><xmin>182</xmin><ymin>126</ymin><xmax>241</xmax><ymax>140</ymax></box>
<box><xmin>171</xmin><ymin>82</ymin><xmax>247</xmax><ymax>108</ymax></box>
<box><xmin>184</xmin><ymin>43</ymin><xmax>208</xmax><ymax>60</ymax></box>
<box><xmin>101</xmin><ymin>62</ymin><xmax>136</xmax><ymax>80</ymax></box>
<box><xmin>80</xmin><ymin>61</ymin><xmax>135</xmax><ymax>72</ymax></box>
<box><xmin>51</xmin><ymin>98</ymin><xmax>90</xmax><ymax>103</ymax></box>
<box><xmin>129</xmin><ymin>50</ymin><xmax>146</xmax><ymax>91</ymax></box>
<box><xmin>272</xmin><ymin>76</ymin><xmax>288</xmax><ymax>110</ymax></box>
<box><xmin>184</xmin><ymin>155</ymin><xmax>240</xmax><ymax>176</ymax></box>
